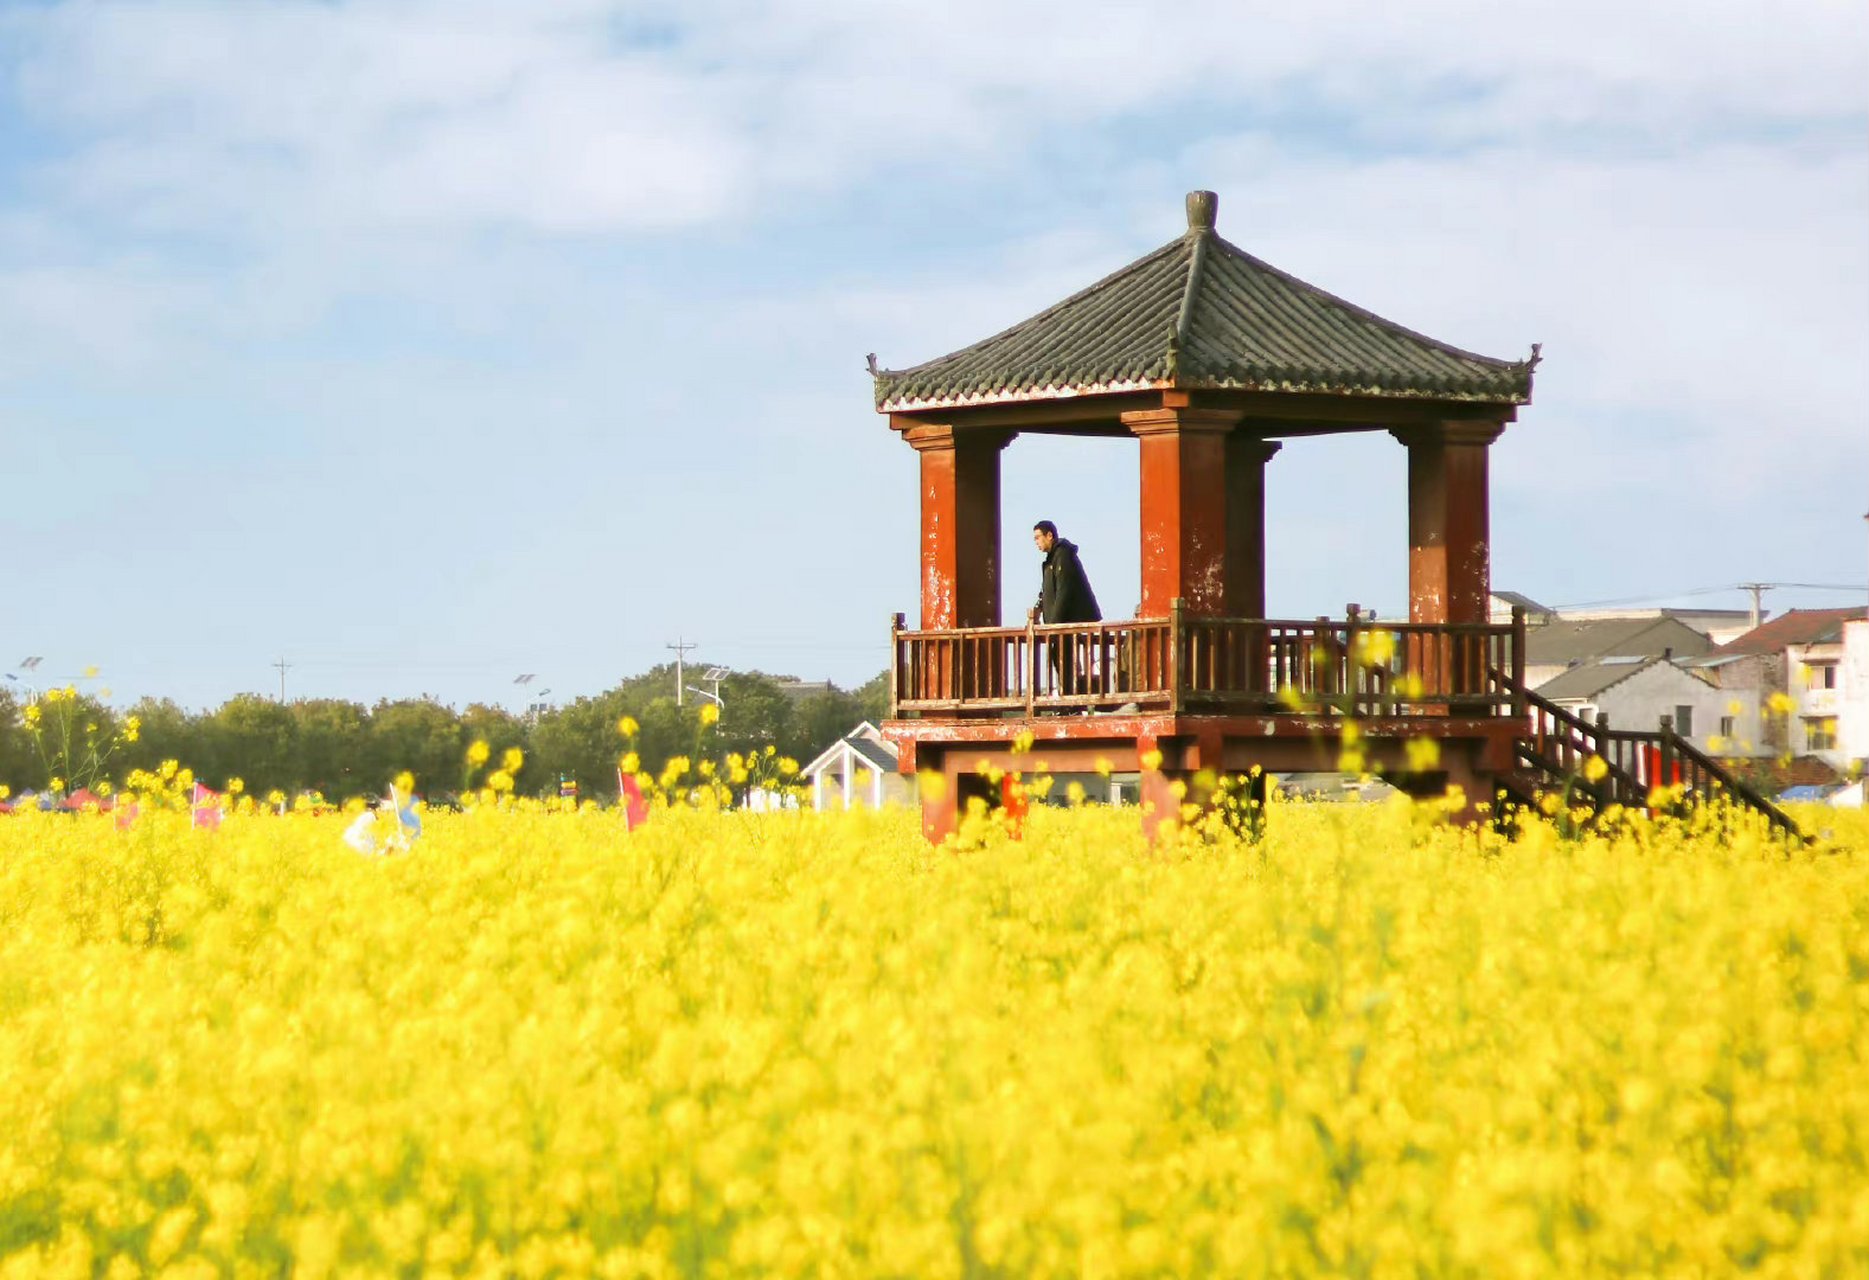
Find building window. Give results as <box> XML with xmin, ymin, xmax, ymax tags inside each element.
<box><xmin>1806</xmin><ymin>662</ymin><xmax>1837</xmax><ymax>690</ymax></box>
<box><xmin>1673</xmin><ymin>705</ymin><xmax>1693</xmax><ymax>737</ymax></box>
<box><xmin>1804</xmin><ymin>717</ymin><xmax>1838</xmax><ymax>751</ymax></box>
<box><xmin>1719</xmin><ymin>715</ymin><xmax>1737</xmax><ymax>739</ymax></box>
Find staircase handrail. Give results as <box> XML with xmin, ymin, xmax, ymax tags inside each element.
<box><xmin>1489</xmin><ymin>666</ymin><xmax>1804</xmax><ymax>842</ymax></box>
<box><xmin>1661</xmin><ymin>721</ymin><xmax>1805</xmax><ymax>842</ymax></box>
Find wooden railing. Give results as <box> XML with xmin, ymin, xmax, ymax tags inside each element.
<box><xmin>889</xmin><ymin>602</ymin><xmax>1524</xmax><ymax>719</ymax></box>
<box><xmin>1496</xmin><ymin>670</ymin><xmax>1804</xmax><ymax>841</ymax></box>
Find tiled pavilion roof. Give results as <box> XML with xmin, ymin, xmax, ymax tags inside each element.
<box><xmin>874</xmin><ymin>191</ymin><xmax>1538</xmax><ymax>413</ymax></box>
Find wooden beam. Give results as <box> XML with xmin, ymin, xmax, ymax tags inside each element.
<box><xmin>889</xmin><ymin>390</ymin><xmax>1516</xmax><ymax>437</ymax></box>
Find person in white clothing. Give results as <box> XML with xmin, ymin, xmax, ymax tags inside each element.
<box><xmin>342</xmin><ymin>799</ymin><xmax>386</xmax><ymax>857</ymax></box>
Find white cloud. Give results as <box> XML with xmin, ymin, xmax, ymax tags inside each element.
<box><xmin>8</xmin><ymin>0</ymin><xmax>1865</xmax><ymax>242</ymax></box>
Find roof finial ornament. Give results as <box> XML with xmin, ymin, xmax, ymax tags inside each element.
<box><xmin>1186</xmin><ymin>190</ymin><xmax>1218</xmax><ymax>232</ymax></box>
<box><xmin>866</xmin><ymin>352</ymin><xmax>881</xmax><ymax>377</ymax></box>
<box><xmin>1526</xmin><ymin>341</ymin><xmax>1543</xmax><ymax>369</ymax></box>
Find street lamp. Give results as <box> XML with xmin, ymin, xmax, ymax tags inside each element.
<box><xmin>8</xmin><ymin>657</ymin><xmax>42</xmax><ymax>702</ymax></box>
<box><xmin>686</xmin><ymin>666</ymin><xmax>728</xmax><ymax>709</ymax></box>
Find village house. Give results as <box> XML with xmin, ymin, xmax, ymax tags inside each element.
<box><xmin>1843</xmin><ymin>617</ymin><xmax>1869</xmax><ymax>770</ymax></box>
<box><xmin>1518</xmin><ymin>614</ymin><xmax>1715</xmax><ymax>691</ymax></box>
<box><xmin>1690</xmin><ymin>607</ymin><xmax>1868</xmax><ymax>770</ymax></box>
<box><xmin>1488</xmin><ymin>592</ymin><xmax>1755</xmax><ymax>646</ymax></box>
<box><xmin>1532</xmin><ymin>655</ymin><xmax>1726</xmax><ymax>753</ymax></box>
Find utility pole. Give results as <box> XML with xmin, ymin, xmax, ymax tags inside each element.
<box><xmin>272</xmin><ymin>657</ymin><xmax>293</xmax><ymax>703</ymax></box>
<box><xmin>1737</xmin><ymin>583</ymin><xmax>1770</xmax><ymax>631</ymax></box>
<box><xmin>666</xmin><ymin>637</ymin><xmax>698</xmax><ymax>707</ymax></box>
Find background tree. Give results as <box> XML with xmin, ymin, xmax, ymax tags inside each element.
<box><xmin>531</xmin><ymin>690</ymin><xmax>633</xmax><ymax>798</ymax></box>
<box><xmin>714</xmin><ymin>672</ymin><xmax>793</xmax><ymax>758</ymax></box>
<box><xmin>291</xmin><ymin>699</ymin><xmax>370</xmax><ymax>797</ymax></box>
<box><xmin>0</xmin><ymin>662</ymin><xmax>882</xmax><ymax>797</ymax></box>
<box><xmin>850</xmin><ymin>670</ymin><xmax>889</xmax><ymax>724</ymax></box>
<box><xmin>118</xmin><ymin>698</ymin><xmax>200</xmax><ymax>778</ymax></box>
<box><xmin>788</xmin><ymin>689</ymin><xmax>861</xmax><ymax>763</ymax></box>
<box><xmin>458</xmin><ymin>703</ymin><xmax>532</xmax><ymax>793</ymax></box>
<box><xmin>0</xmin><ymin>691</ymin><xmax>38</xmax><ymax>790</ymax></box>
<box><xmin>365</xmin><ymin>699</ymin><xmax>463</xmax><ymax>796</ymax></box>
<box><xmin>203</xmin><ymin>695</ymin><xmax>299</xmax><ymax>793</ymax></box>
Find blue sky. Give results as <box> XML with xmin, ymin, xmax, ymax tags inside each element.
<box><xmin>2</xmin><ymin>0</ymin><xmax>1866</xmax><ymax>713</ymax></box>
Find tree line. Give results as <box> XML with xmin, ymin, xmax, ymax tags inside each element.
<box><xmin>0</xmin><ymin>663</ymin><xmax>888</xmax><ymax>801</ymax></box>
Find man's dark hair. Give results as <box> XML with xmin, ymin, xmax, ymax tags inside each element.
<box><xmin>1033</xmin><ymin>520</ymin><xmax>1058</xmax><ymax>537</ymax></box>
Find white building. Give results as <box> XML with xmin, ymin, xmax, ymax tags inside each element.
<box><xmin>799</xmin><ymin>722</ymin><xmax>913</xmax><ymax>811</ymax></box>
<box><xmin>1694</xmin><ymin>607</ymin><xmax>1868</xmax><ymax>770</ymax></box>
<box><xmin>1534</xmin><ymin>655</ymin><xmax>1726</xmax><ymax>752</ymax></box>
<box><xmin>1490</xmin><ymin>592</ymin><xmax>1758</xmax><ymax>647</ymax></box>
<box><xmin>1844</xmin><ymin>618</ymin><xmax>1869</xmax><ymax>769</ymax></box>
<box><xmin>1519</xmin><ymin>615</ymin><xmax>1715</xmax><ymax>691</ymax></box>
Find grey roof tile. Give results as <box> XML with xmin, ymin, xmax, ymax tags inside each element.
<box><xmin>1525</xmin><ymin>617</ymin><xmax>1714</xmax><ymax>668</ymax></box>
<box><xmin>875</xmin><ymin>194</ymin><xmax>1536</xmax><ymax>412</ymax></box>
<box><xmin>1535</xmin><ymin>658</ymin><xmax>1661</xmax><ymax>702</ymax></box>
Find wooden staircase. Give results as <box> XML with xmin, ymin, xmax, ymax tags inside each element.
<box><xmin>1490</xmin><ymin>669</ymin><xmax>1804</xmax><ymax>842</ymax></box>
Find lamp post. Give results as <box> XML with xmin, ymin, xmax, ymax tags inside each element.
<box><xmin>685</xmin><ymin>666</ymin><xmax>728</xmax><ymax>710</ymax></box>
<box><xmin>8</xmin><ymin>656</ymin><xmax>42</xmax><ymax>703</ymax></box>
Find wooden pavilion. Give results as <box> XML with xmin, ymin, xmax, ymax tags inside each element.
<box><xmin>871</xmin><ymin>191</ymin><xmax>1796</xmax><ymax>843</ymax></box>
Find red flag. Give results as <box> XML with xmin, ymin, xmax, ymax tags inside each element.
<box><xmin>1001</xmin><ymin>774</ymin><xmax>1028</xmax><ymax>840</ymax></box>
<box><xmin>618</xmin><ymin>769</ymin><xmax>650</xmax><ymax>832</ymax></box>
<box><xmin>192</xmin><ymin>783</ymin><xmax>223</xmax><ymax>831</ymax></box>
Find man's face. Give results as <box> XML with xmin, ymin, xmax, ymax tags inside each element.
<box><xmin>1033</xmin><ymin>528</ymin><xmax>1055</xmax><ymax>554</ymax></box>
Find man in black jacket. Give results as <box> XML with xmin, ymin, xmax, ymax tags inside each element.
<box><xmin>1033</xmin><ymin>521</ymin><xmax>1101</xmax><ymax>698</ymax></box>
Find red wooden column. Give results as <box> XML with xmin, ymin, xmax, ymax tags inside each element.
<box><xmin>1393</xmin><ymin>420</ymin><xmax>1505</xmax><ymax>697</ymax></box>
<box><xmin>1122</xmin><ymin>408</ymin><xmax>1241</xmax><ymax>617</ymax></box>
<box><xmin>903</xmin><ymin>425</ymin><xmax>1011</xmax><ymax>628</ymax></box>
<box><xmin>1224</xmin><ymin>434</ymin><xmax>1281</xmax><ymax>619</ymax></box>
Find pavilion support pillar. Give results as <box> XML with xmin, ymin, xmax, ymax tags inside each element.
<box><xmin>1393</xmin><ymin>421</ymin><xmax>1504</xmax><ymax>625</ymax></box>
<box><xmin>904</xmin><ymin>425</ymin><xmax>1011</xmax><ymax>629</ymax></box>
<box><xmin>1393</xmin><ymin>420</ymin><xmax>1506</xmax><ymax>699</ymax></box>
<box><xmin>1224</xmin><ymin>434</ymin><xmax>1281</xmax><ymax>620</ymax></box>
<box><xmin>1123</xmin><ymin>408</ymin><xmax>1242</xmax><ymax>617</ymax></box>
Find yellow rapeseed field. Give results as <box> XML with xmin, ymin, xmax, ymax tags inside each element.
<box><xmin>1</xmin><ymin>800</ymin><xmax>1866</xmax><ymax>1278</ymax></box>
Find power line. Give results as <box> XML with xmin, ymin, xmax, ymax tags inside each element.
<box><xmin>1549</xmin><ymin>581</ymin><xmax>1868</xmax><ymax>612</ymax></box>
<box><xmin>271</xmin><ymin>656</ymin><xmax>292</xmax><ymax>703</ymax></box>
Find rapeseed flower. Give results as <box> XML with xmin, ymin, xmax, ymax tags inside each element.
<box><xmin>0</xmin><ymin>775</ymin><xmax>1856</xmax><ymax>1277</ymax></box>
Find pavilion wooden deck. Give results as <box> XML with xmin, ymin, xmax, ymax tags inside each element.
<box><xmin>889</xmin><ymin>605</ymin><xmax>1526</xmax><ymax>721</ymax></box>
<box><xmin>884</xmin><ymin>605</ymin><xmax>1802</xmax><ymax>843</ymax></box>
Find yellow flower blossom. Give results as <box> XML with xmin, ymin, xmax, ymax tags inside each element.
<box><xmin>1405</xmin><ymin>736</ymin><xmax>1441</xmax><ymax>772</ymax></box>
<box><xmin>698</xmin><ymin>703</ymin><xmax>720</xmax><ymax>727</ymax></box>
<box><xmin>0</xmin><ymin>788</ymin><xmax>1859</xmax><ymax>1276</ymax></box>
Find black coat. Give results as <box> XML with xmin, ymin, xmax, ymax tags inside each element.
<box><xmin>1038</xmin><ymin>538</ymin><xmax>1102</xmax><ymax>624</ymax></box>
